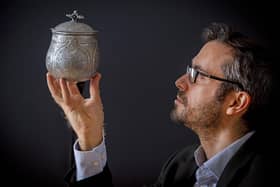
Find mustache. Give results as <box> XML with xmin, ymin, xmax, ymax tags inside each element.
<box><xmin>177</xmin><ymin>91</ymin><xmax>187</xmax><ymax>104</ymax></box>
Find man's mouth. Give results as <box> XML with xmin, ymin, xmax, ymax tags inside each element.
<box><xmin>175</xmin><ymin>95</ymin><xmax>184</xmax><ymax>104</ymax></box>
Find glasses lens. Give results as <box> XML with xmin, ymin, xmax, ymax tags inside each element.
<box><xmin>186</xmin><ymin>66</ymin><xmax>196</xmax><ymax>83</ymax></box>
<box><xmin>190</xmin><ymin>67</ymin><xmax>196</xmax><ymax>83</ymax></box>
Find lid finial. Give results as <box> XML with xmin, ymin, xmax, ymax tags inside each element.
<box><xmin>66</xmin><ymin>10</ymin><xmax>84</xmax><ymax>22</ymax></box>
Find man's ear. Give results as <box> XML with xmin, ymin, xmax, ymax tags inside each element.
<box><xmin>226</xmin><ymin>91</ymin><xmax>251</xmax><ymax>115</ymax></box>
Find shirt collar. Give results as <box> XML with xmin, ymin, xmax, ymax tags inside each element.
<box><xmin>194</xmin><ymin>131</ymin><xmax>255</xmax><ymax>179</ymax></box>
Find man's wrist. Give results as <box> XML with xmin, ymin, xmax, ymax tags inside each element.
<box><xmin>78</xmin><ymin>128</ymin><xmax>103</xmax><ymax>151</ymax></box>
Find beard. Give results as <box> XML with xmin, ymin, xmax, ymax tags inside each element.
<box><xmin>170</xmin><ymin>91</ymin><xmax>188</xmax><ymax>124</ymax></box>
<box><xmin>170</xmin><ymin>91</ymin><xmax>222</xmax><ymax>133</ymax></box>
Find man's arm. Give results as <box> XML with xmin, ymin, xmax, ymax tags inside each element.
<box><xmin>46</xmin><ymin>72</ymin><xmax>112</xmax><ymax>186</ymax></box>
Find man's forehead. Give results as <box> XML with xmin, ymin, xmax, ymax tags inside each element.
<box><xmin>191</xmin><ymin>41</ymin><xmax>234</xmax><ymax>72</ymax></box>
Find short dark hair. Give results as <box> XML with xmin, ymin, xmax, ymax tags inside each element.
<box><xmin>202</xmin><ymin>22</ymin><xmax>273</xmax><ymax>128</ymax></box>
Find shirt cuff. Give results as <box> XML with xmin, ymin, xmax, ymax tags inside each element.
<box><xmin>73</xmin><ymin>137</ymin><xmax>107</xmax><ymax>181</ymax></box>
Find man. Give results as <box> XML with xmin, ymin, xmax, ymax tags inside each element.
<box><xmin>46</xmin><ymin>22</ymin><xmax>274</xmax><ymax>187</ymax></box>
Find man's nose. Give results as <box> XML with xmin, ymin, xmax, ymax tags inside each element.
<box><xmin>175</xmin><ymin>74</ymin><xmax>188</xmax><ymax>91</ymax></box>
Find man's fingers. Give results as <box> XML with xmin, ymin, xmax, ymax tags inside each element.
<box><xmin>60</xmin><ymin>78</ymin><xmax>70</xmax><ymax>103</ymax></box>
<box><xmin>67</xmin><ymin>81</ymin><xmax>81</xmax><ymax>96</ymax></box>
<box><xmin>90</xmin><ymin>72</ymin><xmax>102</xmax><ymax>101</ymax></box>
<box><xmin>46</xmin><ymin>73</ymin><xmax>62</xmax><ymax>102</ymax></box>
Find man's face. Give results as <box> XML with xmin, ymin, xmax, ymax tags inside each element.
<box><xmin>170</xmin><ymin>40</ymin><xmax>234</xmax><ymax>132</ymax></box>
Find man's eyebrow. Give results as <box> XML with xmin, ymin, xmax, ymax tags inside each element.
<box><xmin>192</xmin><ymin>64</ymin><xmax>205</xmax><ymax>72</ymax></box>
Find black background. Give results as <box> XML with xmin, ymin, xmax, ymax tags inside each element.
<box><xmin>0</xmin><ymin>0</ymin><xmax>277</xmax><ymax>186</ymax></box>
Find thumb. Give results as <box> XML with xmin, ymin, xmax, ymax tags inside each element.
<box><xmin>90</xmin><ymin>72</ymin><xmax>102</xmax><ymax>101</ymax></box>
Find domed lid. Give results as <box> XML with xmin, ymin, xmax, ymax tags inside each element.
<box><xmin>52</xmin><ymin>10</ymin><xmax>97</xmax><ymax>35</ymax></box>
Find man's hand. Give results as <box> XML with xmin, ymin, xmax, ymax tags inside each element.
<box><xmin>46</xmin><ymin>72</ymin><xmax>104</xmax><ymax>151</ymax></box>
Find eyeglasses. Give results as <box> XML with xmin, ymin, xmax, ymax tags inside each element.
<box><xmin>186</xmin><ymin>65</ymin><xmax>244</xmax><ymax>90</ymax></box>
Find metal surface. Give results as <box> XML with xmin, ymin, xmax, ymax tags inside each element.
<box><xmin>46</xmin><ymin>10</ymin><xmax>99</xmax><ymax>82</ymax></box>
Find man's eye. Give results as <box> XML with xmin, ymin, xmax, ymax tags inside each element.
<box><xmin>197</xmin><ymin>73</ymin><xmax>205</xmax><ymax>80</ymax></box>
<box><xmin>196</xmin><ymin>73</ymin><xmax>205</xmax><ymax>80</ymax></box>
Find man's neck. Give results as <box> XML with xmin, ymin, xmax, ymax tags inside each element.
<box><xmin>198</xmin><ymin>126</ymin><xmax>250</xmax><ymax>159</ymax></box>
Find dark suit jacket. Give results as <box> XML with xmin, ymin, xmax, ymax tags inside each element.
<box><xmin>65</xmin><ymin>132</ymin><xmax>273</xmax><ymax>187</ymax></box>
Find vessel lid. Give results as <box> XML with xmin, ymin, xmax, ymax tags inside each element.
<box><xmin>52</xmin><ymin>10</ymin><xmax>97</xmax><ymax>34</ymax></box>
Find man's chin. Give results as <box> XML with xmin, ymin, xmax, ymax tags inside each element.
<box><xmin>170</xmin><ymin>108</ymin><xmax>185</xmax><ymax>124</ymax></box>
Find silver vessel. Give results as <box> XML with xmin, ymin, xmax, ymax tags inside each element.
<box><xmin>46</xmin><ymin>10</ymin><xmax>99</xmax><ymax>82</ymax></box>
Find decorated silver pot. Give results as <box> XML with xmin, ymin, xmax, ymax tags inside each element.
<box><xmin>46</xmin><ymin>10</ymin><xmax>99</xmax><ymax>82</ymax></box>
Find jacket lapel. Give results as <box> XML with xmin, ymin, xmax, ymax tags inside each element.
<box><xmin>172</xmin><ymin>145</ymin><xmax>198</xmax><ymax>186</ymax></box>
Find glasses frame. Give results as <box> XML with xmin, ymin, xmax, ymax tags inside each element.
<box><xmin>186</xmin><ymin>65</ymin><xmax>244</xmax><ymax>90</ymax></box>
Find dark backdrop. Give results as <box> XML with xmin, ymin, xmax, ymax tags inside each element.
<box><xmin>0</xmin><ymin>0</ymin><xmax>277</xmax><ymax>186</ymax></box>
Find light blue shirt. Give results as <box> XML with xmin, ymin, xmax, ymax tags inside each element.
<box><xmin>74</xmin><ymin>131</ymin><xmax>254</xmax><ymax>182</ymax></box>
<box><xmin>193</xmin><ymin>131</ymin><xmax>255</xmax><ymax>187</ymax></box>
<box><xmin>73</xmin><ymin>138</ymin><xmax>107</xmax><ymax>181</ymax></box>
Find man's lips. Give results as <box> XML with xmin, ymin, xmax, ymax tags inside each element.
<box><xmin>175</xmin><ymin>95</ymin><xmax>184</xmax><ymax>104</ymax></box>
